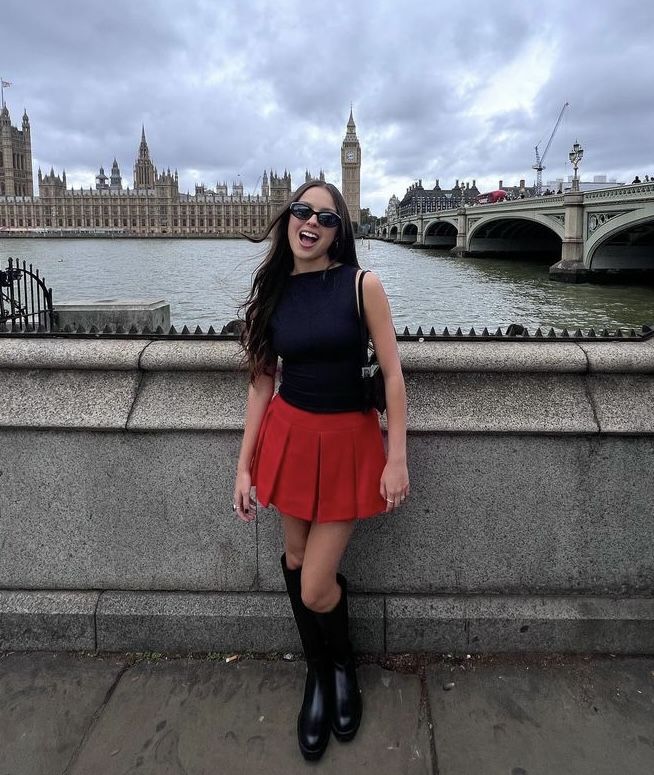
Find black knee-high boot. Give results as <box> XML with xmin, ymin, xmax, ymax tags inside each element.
<box><xmin>315</xmin><ymin>574</ymin><xmax>362</xmax><ymax>742</ymax></box>
<box><xmin>280</xmin><ymin>554</ymin><xmax>331</xmax><ymax>761</ymax></box>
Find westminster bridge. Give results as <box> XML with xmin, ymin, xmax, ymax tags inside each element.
<box><xmin>380</xmin><ymin>182</ymin><xmax>654</xmax><ymax>281</ymax></box>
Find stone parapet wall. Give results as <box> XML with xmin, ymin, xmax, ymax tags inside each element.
<box><xmin>1</xmin><ymin>337</ymin><xmax>653</xmax><ymax>654</ymax></box>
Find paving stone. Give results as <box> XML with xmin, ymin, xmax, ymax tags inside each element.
<box><xmin>0</xmin><ymin>652</ymin><xmax>126</xmax><ymax>775</ymax></box>
<box><xmin>426</xmin><ymin>656</ymin><xmax>654</xmax><ymax>775</ymax></box>
<box><xmin>68</xmin><ymin>660</ymin><xmax>432</xmax><ymax>774</ymax></box>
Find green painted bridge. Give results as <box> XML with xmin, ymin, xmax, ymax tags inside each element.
<box><xmin>381</xmin><ymin>183</ymin><xmax>654</xmax><ymax>282</ymax></box>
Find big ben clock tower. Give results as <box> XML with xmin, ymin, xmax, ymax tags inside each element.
<box><xmin>341</xmin><ymin>107</ymin><xmax>361</xmax><ymax>228</ymax></box>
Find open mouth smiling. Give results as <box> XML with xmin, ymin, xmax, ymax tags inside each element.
<box><xmin>299</xmin><ymin>229</ymin><xmax>320</xmax><ymax>247</ymax></box>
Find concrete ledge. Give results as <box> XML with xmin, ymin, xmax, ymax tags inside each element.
<box><xmin>579</xmin><ymin>339</ymin><xmax>654</xmax><ymax>373</ymax></box>
<box><xmin>139</xmin><ymin>340</ymin><xmax>245</xmax><ymax>371</ymax></box>
<box><xmin>588</xmin><ymin>374</ymin><xmax>654</xmax><ymax>433</ymax></box>
<box><xmin>406</xmin><ymin>372</ymin><xmax>598</xmax><ymax>433</ymax></box>
<box><xmin>400</xmin><ymin>341</ymin><xmax>588</xmax><ymax>373</ymax></box>
<box><xmin>5</xmin><ymin>590</ymin><xmax>653</xmax><ymax>655</ymax></box>
<box><xmin>54</xmin><ymin>298</ymin><xmax>170</xmax><ymax>332</ymax></box>
<box><xmin>0</xmin><ymin>590</ymin><xmax>98</xmax><ymax>650</ymax></box>
<box><xmin>2</xmin><ymin>337</ymin><xmax>651</xmax><ymax>376</ymax></box>
<box><xmin>126</xmin><ymin>371</ymin><xmax>247</xmax><ymax>430</ymax></box>
<box><xmin>0</xmin><ymin>338</ymin><xmax>146</xmax><ymax>370</ymax></box>
<box><xmin>0</xmin><ymin>369</ymin><xmax>139</xmax><ymax>428</ymax></box>
<box><xmin>386</xmin><ymin>595</ymin><xmax>654</xmax><ymax>655</ymax></box>
<box><xmin>96</xmin><ymin>591</ymin><xmax>385</xmax><ymax>653</ymax></box>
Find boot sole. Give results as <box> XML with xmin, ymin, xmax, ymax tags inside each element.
<box><xmin>332</xmin><ymin>703</ymin><xmax>362</xmax><ymax>742</ymax></box>
<box><xmin>300</xmin><ymin>743</ymin><xmax>329</xmax><ymax>761</ymax></box>
<box><xmin>332</xmin><ymin>720</ymin><xmax>360</xmax><ymax>742</ymax></box>
<box><xmin>298</xmin><ymin>716</ymin><xmax>330</xmax><ymax>761</ymax></box>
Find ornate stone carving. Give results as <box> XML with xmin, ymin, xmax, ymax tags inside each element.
<box><xmin>587</xmin><ymin>211</ymin><xmax>627</xmax><ymax>234</ymax></box>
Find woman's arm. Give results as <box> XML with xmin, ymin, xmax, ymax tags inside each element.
<box><xmin>233</xmin><ymin>368</ymin><xmax>276</xmax><ymax>522</ymax></box>
<box><xmin>361</xmin><ymin>271</ymin><xmax>410</xmax><ymax>511</ymax></box>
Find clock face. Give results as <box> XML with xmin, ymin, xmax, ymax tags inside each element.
<box><xmin>346</xmin><ymin>150</ymin><xmax>355</xmax><ymax>162</ymax></box>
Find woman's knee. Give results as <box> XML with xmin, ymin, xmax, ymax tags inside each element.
<box><xmin>285</xmin><ymin>548</ymin><xmax>305</xmax><ymax>571</ymax></box>
<box><xmin>300</xmin><ymin>572</ymin><xmax>339</xmax><ymax>612</ymax></box>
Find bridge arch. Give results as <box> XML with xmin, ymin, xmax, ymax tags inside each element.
<box><xmin>423</xmin><ymin>219</ymin><xmax>457</xmax><ymax>247</ymax></box>
<box><xmin>585</xmin><ymin>206</ymin><xmax>654</xmax><ymax>273</ymax></box>
<box><xmin>389</xmin><ymin>225</ymin><xmax>398</xmax><ymax>241</ymax></box>
<box><xmin>400</xmin><ymin>222</ymin><xmax>418</xmax><ymax>244</ymax></box>
<box><xmin>467</xmin><ymin>216</ymin><xmax>562</xmax><ymax>259</ymax></box>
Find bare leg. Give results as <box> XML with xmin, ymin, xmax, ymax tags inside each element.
<box><xmin>281</xmin><ymin>514</ymin><xmax>311</xmax><ymax>570</ymax></box>
<box><xmin>300</xmin><ymin>520</ymin><xmax>356</xmax><ymax>613</ymax></box>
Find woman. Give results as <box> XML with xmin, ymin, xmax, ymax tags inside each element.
<box><xmin>233</xmin><ymin>180</ymin><xmax>409</xmax><ymax>761</ymax></box>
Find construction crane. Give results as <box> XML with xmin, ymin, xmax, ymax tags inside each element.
<box><xmin>533</xmin><ymin>102</ymin><xmax>569</xmax><ymax>196</ymax></box>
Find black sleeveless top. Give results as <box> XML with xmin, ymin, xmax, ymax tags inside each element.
<box><xmin>270</xmin><ymin>263</ymin><xmax>363</xmax><ymax>413</ymax></box>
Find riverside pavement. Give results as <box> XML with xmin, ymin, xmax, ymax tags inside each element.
<box><xmin>1</xmin><ymin>651</ymin><xmax>653</xmax><ymax>774</ymax></box>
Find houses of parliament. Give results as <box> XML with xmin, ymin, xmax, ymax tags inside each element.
<box><xmin>0</xmin><ymin>101</ymin><xmax>361</xmax><ymax>236</ymax></box>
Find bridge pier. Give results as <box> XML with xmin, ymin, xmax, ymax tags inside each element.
<box><xmin>449</xmin><ymin>207</ymin><xmax>468</xmax><ymax>257</ymax></box>
<box><xmin>549</xmin><ymin>191</ymin><xmax>591</xmax><ymax>282</ymax></box>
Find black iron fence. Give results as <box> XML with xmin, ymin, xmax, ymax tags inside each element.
<box><xmin>0</xmin><ymin>320</ymin><xmax>652</xmax><ymax>342</ymax></box>
<box><xmin>0</xmin><ymin>258</ymin><xmax>54</xmax><ymax>332</ymax></box>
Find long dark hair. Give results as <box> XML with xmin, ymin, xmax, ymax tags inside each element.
<box><xmin>240</xmin><ymin>180</ymin><xmax>359</xmax><ymax>382</ymax></box>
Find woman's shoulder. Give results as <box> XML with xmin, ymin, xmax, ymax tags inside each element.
<box><xmin>359</xmin><ymin>269</ymin><xmax>387</xmax><ymax>307</ymax></box>
<box><xmin>358</xmin><ymin>267</ymin><xmax>383</xmax><ymax>288</ymax></box>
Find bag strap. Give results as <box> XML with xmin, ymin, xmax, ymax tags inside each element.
<box><xmin>356</xmin><ymin>269</ymin><xmax>370</xmax><ymax>365</ymax></box>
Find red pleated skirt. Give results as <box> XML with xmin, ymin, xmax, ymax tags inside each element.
<box><xmin>251</xmin><ymin>394</ymin><xmax>387</xmax><ymax>522</ymax></box>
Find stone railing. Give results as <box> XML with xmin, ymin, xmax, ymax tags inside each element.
<box><xmin>583</xmin><ymin>182</ymin><xmax>654</xmax><ymax>201</ymax></box>
<box><xmin>1</xmin><ymin>336</ymin><xmax>653</xmax><ymax>655</ymax></box>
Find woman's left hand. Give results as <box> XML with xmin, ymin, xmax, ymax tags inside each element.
<box><xmin>381</xmin><ymin>460</ymin><xmax>410</xmax><ymax>512</ymax></box>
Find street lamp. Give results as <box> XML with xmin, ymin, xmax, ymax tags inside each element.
<box><xmin>569</xmin><ymin>141</ymin><xmax>584</xmax><ymax>191</ymax></box>
<box><xmin>460</xmin><ymin>181</ymin><xmax>466</xmax><ymax>208</ymax></box>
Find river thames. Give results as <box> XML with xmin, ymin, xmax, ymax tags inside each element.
<box><xmin>1</xmin><ymin>238</ymin><xmax>652</xmax><ymax>332</ymax></box>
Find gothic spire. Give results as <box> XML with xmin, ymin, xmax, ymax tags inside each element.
<box><xmin>138</xmin><ymin>125</ymin><xmax>150</xmax><ymax>160</ymax></box>
<box><xmin>344</xmin><ymin>106</ymin><xmax>358</xmax><ymax>144</ymax></box>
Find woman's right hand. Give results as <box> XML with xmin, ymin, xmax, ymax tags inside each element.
<box><xmin>233</xmin><ymin>470</ymin><xmax>256</xmax><ymax>523</ymax></box>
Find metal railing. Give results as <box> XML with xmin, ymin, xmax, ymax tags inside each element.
<box><xmin>0</xmin><ymin>319</ymin><xmax>652</xmax><ymax>343</ymax></box>
<box><xmin>0</xmin><ymin>257</ymin><xmax>54</xmax><ymax>332</ymax></box>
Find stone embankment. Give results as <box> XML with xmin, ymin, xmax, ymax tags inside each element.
<box><xmin>1</xmin><ymin>334</ymin><xmax>653</xmax><ymax>654</ymax></box>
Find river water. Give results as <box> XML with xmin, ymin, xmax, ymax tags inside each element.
<box><xmin>1</xmin><ymin>238</ymin><xmax>652</xmax><ymax>332</ymax></box>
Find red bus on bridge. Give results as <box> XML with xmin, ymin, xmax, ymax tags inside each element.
<box><xmin>474</xmin><ymin>189</ymin><xmax>508</xmax><ymax>205</ymax></box>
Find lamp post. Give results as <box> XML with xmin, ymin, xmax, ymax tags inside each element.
<box><xmin>569</xmin><ymin>141</ymin><xmax>584</xmax><ymax>192</ymax></box>
<box><xmin>460</xmin><ymin>181</ymin><xmax>466</xmax><ymax>208</ymax></box>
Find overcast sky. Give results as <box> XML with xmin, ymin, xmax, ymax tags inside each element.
<box><xmin>2</xmin><ymin>0</ymin><xmax>653</xmax><ymax>214</ymax></box>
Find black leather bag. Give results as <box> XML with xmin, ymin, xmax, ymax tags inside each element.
<box><xmin>357</xmin><ymin>270</ymin><xmax>386</xmax><ymax>414</ymax></box>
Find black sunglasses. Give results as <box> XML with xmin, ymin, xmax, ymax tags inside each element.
<box><xmin>289</xmin><ymin>201</ymin><xmax>341</xmax><ymax>229</ymax></box>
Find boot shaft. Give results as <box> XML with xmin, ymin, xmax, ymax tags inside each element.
<box><xmin>280</xmin><ymin>554</ymin><xmax>327</xmax><ymax>660</ymax></box>
<box><xmin>315</xmin><ymin>574</ymin><xmax>352</xmax><ymax>663</ymax></box>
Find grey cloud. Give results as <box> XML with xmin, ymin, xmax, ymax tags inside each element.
<box><xmin>2</xmin><ymin>0</ymin><xmax>653</xmax><ymax>214</ymax></box>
